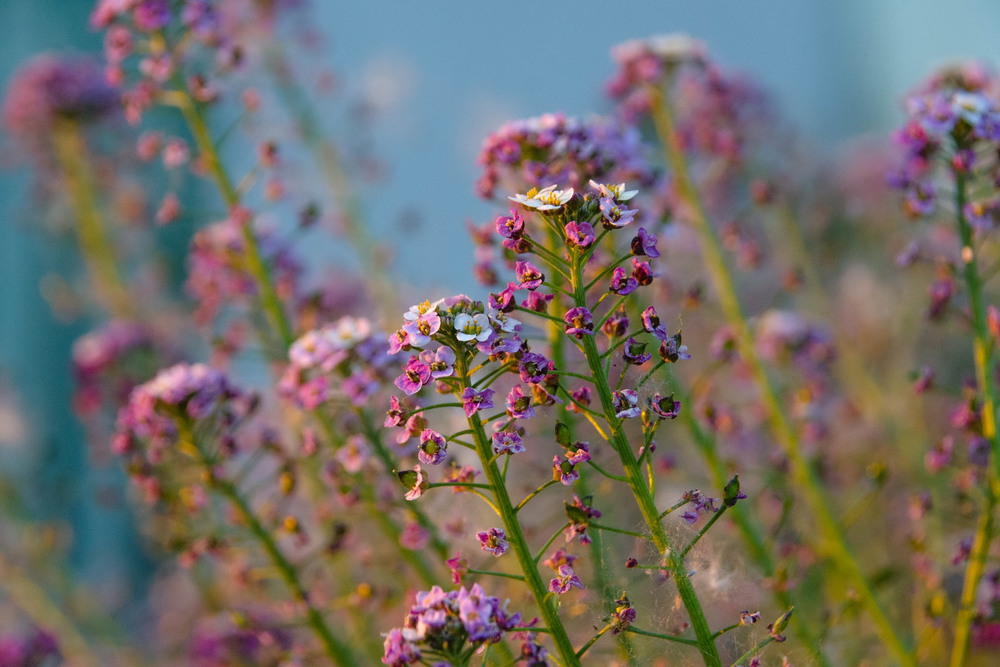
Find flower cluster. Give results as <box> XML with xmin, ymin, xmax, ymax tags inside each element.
<box><xmin>1</xmin><ymin>53</ymin><xmax>118</xmax><ymax>151</ymax></box>
<box><xmin>475</xmin><ymin>112</ymin><xmax>650</xmax><ymax>200</ymax></box>
<box><xmin>112</xmin><ymin>362</ymin><xmax>254</xmax><ymax>469</ymax></box>
<box><xmin>72</xmin><ymin>320</ymin><xmax>160</xmax><ymax>415</ymax></box>
<box><xmin>607</xmin><ymin>34</ymin><xmax>770</xmax><ymax>163</ymax></box>
<box><xmin>279</xmin><ymin>316</ymin><xmax>394</xmax><ymax>409</ymax></box>
<box><xmin>187</xmin><ymin>208</ymin><xmax>301</xmax><ymax>326</ymax></box>
<box><xmin>382</xmin><ymin>585</ymin><xmax>524</xmax><ymax>666</ymax></box>
<box><xmin>889</xmin><ymin>63</ymin><xmax>1000</xmax><ymax>217</ymax></box>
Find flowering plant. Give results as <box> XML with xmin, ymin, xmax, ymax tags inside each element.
<box><xmin>6</xmin><ymin>4</ymin><xmax>1000</xmax><ymax>666</ymax></box>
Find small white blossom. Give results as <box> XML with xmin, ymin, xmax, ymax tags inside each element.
<box><xmin>454</xmin><ymin>313</ymin><xmax>494</xmax><ymax>342</ymax></box>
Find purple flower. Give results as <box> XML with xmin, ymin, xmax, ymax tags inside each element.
<box><xmin>398</xmin><ymin>465</ymin><xmax>429</xmax><ymax>501</ymax></box>
<box><xmin>648</xmin><ymin>393</ymin><xmax>681</xmax><ymax>420</ymax></box>
<box><xmin>631</xmin><ymin>227</ymin><xmax>660</xmax><ymax>258</ymax></box>
<box><xmin>599</xmin><ymin>196</ymin><xmax>638</xmax><ymax>228</ymax></box>
<box><xmin>402</xmin><ymin>311</ymin><xmax>441</xmax><ymax>348</ymax></box>
<box><xmin>133</xmin><ymin>0</ymin><xmax>172</xmax><ymax>32</ymax></box>
<box><xmin>612</xmin><ymin>389</ymin><xmax>641</xmax><ymax>419</ymax></box>
<box><xmin>564</xmin><ymin>496</ymin><xmax>601</xmax><ymax>545</ymax></box>
<box><xmin>519</xmin><ymin>352</ymin><xmax>554</xmax><ymax>384</ymax></box>
<box><xmin>446</xmin><ymin>555</ymin><xmax>469</xmax><ymax>584</ymax></box>
<box><xmin>382</xmin><ymin>628</ymin><xmax>420</xmax><ymax>666</ymax></box>
<box><xmin>385</xmin><ymin>396</ymin><xmax>407</xmax><ymax>427</ymax></box>
<box><xmin>610</xmin><ymin>267</ymin><xmax>638</xmax><ymax>295</ymax></box>
<box><xmin>495</xmin><ymin>209</ymin><xmax>525</xmax><ymax>239</ymax></box>
<box><xmin>567</xmin><ymin>442</ymin><xmax>591</xmax><ymax>465</ymax></box>
<box><xmin>387</xmin><ymin>328</ymin><xmax>410</xmax><ymax>355</ymax></box>
<box><xmin>623</xmin><ymin>337</ymin><xmax>651</xmax><ymax>365</ymax></box>
<box><xmin>632</xmin><ymin>258</ymin><xmax>654</xmax><ymax>286</ymax></box>
<box><xmin>552</xmin><ymin>455</ymin><xmax>579</xmax><ymax>485</ymax></box>
<box><xmin>394</xmin><ymin>356</ymin><xmax>431</xmax><ymax>395</ymax></box>
<box><xmin>488</xmin><ymin>282</ymin><xmax>519</xmax><ymax>312</ymax></box>
<box><xmin>521</xmin><ymin>291</ymin><xmax>554</xmax><ymax>313</ymax></box>
<box><xmin>418</xmin><ymin>429</ymin><xmax>448</xmax><ymax>465</ymax></box>
<box><xmin>515</xmin><ymin>261</ymin><xmax>545</xmax><ymax>290</ymax></box>
<box><xmin>506</xmin><ymin>385</ymin><xmax>535</xmax><ymax>419</ymax></box>
<box><xmin>641</xmin><ymin>306</ymin><xmax>662</xmax><ymax>335</ymax></box>
<box><xmin>564</xmin><ymin>307</ymin><xmax>595</xmax><ymax>338</ymax></box>
<box><xmin>461</xmin><ymin>387</ymin><xmax>495</xmax><ymax>418</ymax></box>
<box><xmin>611</xmin><ymin>596</ymin><xmax>637</xmax><ymax>634</ymax></box>
<box><xmin>2</xmin><ymin>55</ymin><xmax>118</xmax><ymax>150</ymax></box>
<box><xmin>659</xmin><ymin>332</ymin><xmax>691</xmax><ymax>363</ymax></box>
<box><xmin>903</xmin><ymin>182</ymin><xmax>936</xmax><ymax>218</ymax></box>
<box><xmin>567</xmin><ymin>386</ymin><xmax>592</xmax><ymax>413</ymax></box>
<box><xmin>549</xmin><ymin>564</ymin><xmax>584</xmax><ymax>594</ymax></box>
<box><xmin>476</xmin><ymin>527</ymin><xmax>509</xmax><ymax>556</ymax></box>
<box><xmin>484</xmin><ymin>334</ymin><xmax>522</xmax><ymax>358</ymax></box>
<box><xmin>419</xmin><ymin>346</ymin><xmax>455</xmax><ymax>379</ymax></box>
<box><xmin>492</xmin><ymin>430</ymin><xmax>525</xmax><ymax>455</ymax></box>
<box><xmin>565</xmin><ymin>220</ymin><xmax>596</xmax><ymax>248</ymax></box>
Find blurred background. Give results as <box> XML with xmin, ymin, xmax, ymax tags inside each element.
<box><xmin>1</xmin><ymin>0</ymin><xmax>1000</xmax><ymax>637</ymax></box>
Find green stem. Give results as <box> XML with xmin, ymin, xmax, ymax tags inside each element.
<box><xmin>176</xmin><ymin>93</ymin><xmax>294</xmax><ymax>350</ymax></box>
<box><xmin>649</xmin><ymin>84</ymin><xmax>914</xmax><ymax>667</ymax></box>
<box><xmin>51</xmin><ymin>118</ymin><xmax>134</xmax><ymax>318</ymax></box>
<box><xmin>314</xmin><ymin>411</ymin><xmax>443</xmax><ymax>585</ymax></box>
<box><xmin>0</xmin><ymin>553</ymin><xmax>101</xmax><ymax>667</ymax></box>
<box><xmin>567</xmin><ymin>272</ymin><xmax>720</xmax><ymax>666</ymax></box>
<box><xmin>455</xmin><ymin>353</ymin><xmax>580</xmax><ymax>667</ymax></box>
<box><xmin>625</xmin><ymin>626</ymin><xmax>700</xmax><ymax>647</ymax></box>
<box><xmin>543</xmin><ymin>226</ymin><xmax>637</xmax><ymax>663</ymax></box>
<box><xmin>949</xmin><ymin>169</ymin><xmax>1000</xmax><ymax>667</ymax></box>
<box><xmin>180</xmin><ymin>421</ymin><xmax>356</xmax><ymax>665</ymax></box>
<box><xmin>675</xmin><ymin>383</ymin><xmax>832</xmax><ymax>666</ymax></box>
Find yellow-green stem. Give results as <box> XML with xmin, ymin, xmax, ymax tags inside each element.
<box><xmin>176</xmin><ymin>94</ymin><xmax>294</xmax><ymax>350</ymax></box>
<box><xmin>566</xmin><ymin>259</ymin><xmax>721</xmax><ymax>666</ymax></box>
<box><xmin>949</xmin><ymin>170</ymin><xmax>1000</xmax><ymax>667</ymax></box>
<box><xmin>649</xmin><ymin>84</ymin><xmax>915</xmax><ymax>666</ymax></box>
<box><xmin>0</xmin><ymin>552</ymin><xmax>101</xmax><ymax>667</ymax></box>
<box><xmin>455</xmin><ymin>353</ymin><xmax>580</xmax><ymax>666</ymax></box>
<box><xmin>51</xmin><ymin>118</ymin><xmax>134</xmax><ymax>318</ymax></box>
<box><xmin>179</xmin><ymin>421</ymin><xmax>357</xmax><ymax>666</ymax></box>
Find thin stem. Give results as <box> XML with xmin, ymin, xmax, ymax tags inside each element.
<box><xmin>181</xmin><ymin>421</ymin><xmax>356</xmax><ymax>665</ymax></box>
<box><xmin>176</xmin><ymin>92</ymin><xmax>294</xmax><ymax>350</ymax></box>
<box><xmin>949</xmin><ymin>168</ymin><xmax>1000</xmax><ymax>667</ymax></box>
<box><xmin>51</xmin><ymin>119</ymin><xmax>134</xmax><ymax>318</ymax></box>
<box><xmin>0</xmin><ymin>553</ymin><xmax>101</xmax><ymax>667</ymax></box>
<box><xmin>680</xmin><ymin>506</ymin><xmax>729</xmax><ymax>559</ymax></box>
<box><xmin>575</xmin><ymin>624</ymin><xmax>613</xmax><ymax>659</ymax></box>
<box><xmin>570</xmin><ymin>249</ymin><xmax>722</xmax><ymax>666</ymax></box>
<box><xmin>649</xmin><ymin>83</ymin><xmax>914</xmax><ymax>667</ymax></box>
<box><xmin>516</xmin><ymin>480</ymin><xmax>558</xmax><ymax>512</ymax></box>
<box><xmin>454</xmin><ymin>353</ymin><xmax>580</xmax><ymax>667</ymax></box>
<box><xmin>625</xmin><ymin>626</ymin><xmax>699</xmax><ymax>647</ymax></box>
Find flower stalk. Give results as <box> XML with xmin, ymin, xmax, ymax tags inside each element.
<box><xmin>648</xmin><ymin>83</ymin><xmax>915</xmax><ymax>666</ymax></box>
<box><xmin>948</xmin><ymin>170</ymin><xmax>1000</xmax><ymax>667</ymax></box>
<box><xmin>454</xmin><ymin>352</ymin><xmax>580</xmax><ymax>667</ymax></box>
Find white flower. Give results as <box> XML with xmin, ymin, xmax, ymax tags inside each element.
<box><xmin>952</xmin><ymin>91</ymin><xmax>993</xmax><ymax>124</ymax></box>
<box><xmin>509</xmin><ymin>185</ymin><xmax>574</xmax><ymax>211</ymax></box>
<box><xmin>487</xmin><ymin>307</ymin><xmax>521</xmax><ymax>334</ymax></box>
<box><xmin>648</xmin><ymin>34</ymin><xmax>706</xmax><ymax>62</ymax></box>
<box><xmin>589</xmin><ymin>180</ymin><xmax>638</xmax><ymax>202</ymax></box>
<box><xmin>403</xmin><ymin>299</ymin><xmax>444</xmax><ymax>322</ymax></box>
<box><xmin>454</xmin><ymin>312</ymin><xmax>494</xmax><ymax>342</ymax></box>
